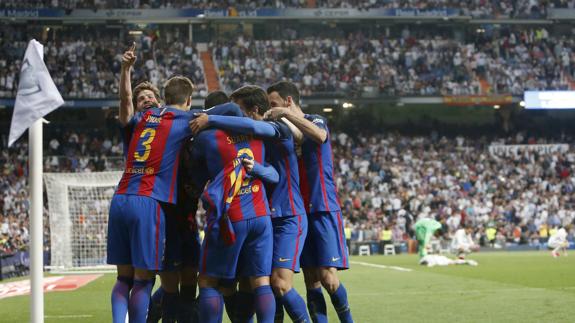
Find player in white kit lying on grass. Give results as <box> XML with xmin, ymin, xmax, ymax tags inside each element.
<box><xmin>419</xmin><ymin>254</ymin><xmax>478</xmax><ymax>267</ymax></box>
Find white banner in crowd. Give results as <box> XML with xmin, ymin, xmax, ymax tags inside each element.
<box><xmin>488</xmin><ymin>144</ymin><xmax>569</xmax><ymax>156</ymax></box>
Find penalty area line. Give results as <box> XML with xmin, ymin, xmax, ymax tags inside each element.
<box><xmin>351</xmin><ymin>261</ymin><xmax>413</xmax><ymax>272</ymax></box>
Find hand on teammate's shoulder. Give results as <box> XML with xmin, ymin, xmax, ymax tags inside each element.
<box><xmin>189</xmin><ymin>113</ymin><xmax>209</xmax><ymax>135</ymax></box>
<box><xmin>264</xmin><ymin>107</ymin><xmax>288</xmax><ymax>120</ymax></box>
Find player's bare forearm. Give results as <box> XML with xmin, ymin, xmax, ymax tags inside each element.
<box><xmin>119</xmin><ymin>65</ymin><xmax>134</xmax><ymax>126</ymax></box>
<box><xmin>283</xmin><ymin>111</ymin><xmax>327</xmax><ymax>144</ymax></box>
<box><xmin>119</xmin><ymin>42</ymin><xmax>137</xmax><ymax>126</ymax></box>
<box><xmin>280</xmin><ymin>117</ymin><xmax>304</xmax><ymax>144</ymax></box>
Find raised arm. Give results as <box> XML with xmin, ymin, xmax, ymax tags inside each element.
<box><xmin>119</xmin><ymin>42</ymin><xmax>137</xmax><ymax>126</ymax></box>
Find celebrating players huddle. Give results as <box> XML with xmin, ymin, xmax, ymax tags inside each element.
<box><xmin>106</xmin><ymin>44</ymin><xmax>353</xmax><ymax>323</ymax></box>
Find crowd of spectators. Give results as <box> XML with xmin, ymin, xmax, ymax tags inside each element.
<box><xmin>0</xmin><ymin>149</ymin><xmax>30</xmax><ymax>255</ymax></box>
<box><xmin>335</xmin><ymin>132</ymin><xmax>575</xmax><ymax>251</ymax></box>
<box><xmin>2</xmin><ymin>125</ymin><xmax>575</xmax><ymax>256</ymax></box>
<box><xmin>1</xmin><ymin>0</ymin><xmax>572</xmax><ymax>19</ymax></box>
<box><xmin>213</xmin><ymin>27</ymin><xmax>575</xmax><ymax>97</ymax></box>
<box><xmin>1</xmin><ymin>23</ymin><xmax>575</xmax><ymax>99</ymax></box>
<box><xmin>0</xmin><ymin>26</ymin><xmax>206</xmax><ymax>99</ymax></box>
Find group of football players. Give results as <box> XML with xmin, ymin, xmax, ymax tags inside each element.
<box><xmin>106</xmin><ymin>43</ymin><xmax>353</xmax><ymax>323</ymax></box>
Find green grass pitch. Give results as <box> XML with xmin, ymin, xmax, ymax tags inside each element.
<box><xmin>1</xmin><ymin>251</ymin><xmax>574</xmax><ymax>322</ymax></box>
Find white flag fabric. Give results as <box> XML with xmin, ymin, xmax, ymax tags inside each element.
<box><xmin>8</xmin><ymin>39</ymin><xmax>64</xmax><ymax>147</ymax></box>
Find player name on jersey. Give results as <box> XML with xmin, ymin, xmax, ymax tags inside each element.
<box><xmin>226</xmin><ymin>134</ymin><xmax>254</xmax><ymax>145</ymax></box>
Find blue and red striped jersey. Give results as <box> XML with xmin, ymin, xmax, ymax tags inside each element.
<box><xmin>263</xmin><ymin>121</ymin><xmax>306</xmax><ymax>218</ymax></box>
<box><xmin>190</xmin><ymin>128</ymin><xmax>271</xmax><ymax>222</ymax></box>
<box><xmin>204</xmin><ymin>115</ymin><xmax>306</xmax><ymax>219</ymax></box>
<box><xmin>116</xmin><ymin>107</ymin><xmax>195</xmax><ymax>204</ymax></box>
<box><xmin>298</xmin><ymin>114</ymin><xmax>341</xmax><ymax>213</ymax></box>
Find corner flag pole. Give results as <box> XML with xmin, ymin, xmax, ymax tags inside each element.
<box><xmin>29</xmin><ymin>119</ymin><xmax>44</xmax><ymax>323</ymax></box>
<box><xmin>8</xmin><ymin>39</ymin><xmax>64</xmax><ymax>323</ymax></box>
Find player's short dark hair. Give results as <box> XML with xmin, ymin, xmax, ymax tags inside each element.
<box><xmin>204</xmin><ymin>90</ymin><xmax>229</xmax><ymax>109</ymax></box>
<box><xmin>132</xmin><ymin>81</ymin><xmax>161</xmax><ymax>107</ymax></box>
<box><xmin>267</xmin><ymin>81</ymin><xmax>300</xmax><ymax>106</ymax></box>
<box><xmin>230</xmin><ymin>85</ymin><xmax>270</xmax><ymax>115</ymax></box>
<box><xmin>164</xmin><ymin>76</ymin><xmax>195</xmax><ymax>105</ymax></box>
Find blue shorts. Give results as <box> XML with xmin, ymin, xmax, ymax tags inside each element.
<box><xmin>107</xmin><ymin>194</ymin><xmax>166</xmax><ymax>271</ymax></box>
<box><xmin>200</xmin><ymin>216</ymin><xmax>273</xmax><ymax>279</ymax></box>
<box><xmin>300</xmin><ymin>211</ymin><xmax>349</xmax><ymax>270</ymax></box>
<box><xmin>272</xmin><ymin>214</ymin><xmax>307</xmax><ymax>272</ymax></box>
<box><xmin>163</xmin><ymin>206</ymin><xmax>201</xmax><ymax>272</ymax></box>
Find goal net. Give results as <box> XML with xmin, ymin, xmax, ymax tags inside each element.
<box><xmin>44</xmin><ymin>171</ymin><xmax>122</xmax><ymax>271</ymax></box>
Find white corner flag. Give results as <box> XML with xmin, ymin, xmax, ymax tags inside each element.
<box><xmin>8</xmin><ymin>39</ymin><xmax>64</xmax><ymax>147</ymax></box>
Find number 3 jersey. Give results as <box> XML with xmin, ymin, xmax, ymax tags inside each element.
<box><xmin>116</xmin><ymin>107</ymin><xmax>195</xmax><ymax>204</ymax></box>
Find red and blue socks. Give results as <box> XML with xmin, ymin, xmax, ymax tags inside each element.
<box><xmin>111</xmin><ymin>276</ymin><xmax>133</xmax><ymax>323</ymax></box>
<box><xmin>254</xmin><ymin>285</ymin><xmax>276</xmax><ymax>323</ymax></box>
<box><xmin>198</xmin><ymin>287</ymin><xmax>224</xmax><ymax>323</ymax></box>
<box><xmin>282</xmin><ymin>288</ymin><xmax>311</xmax><ymax>323</ymax></box>
<box><xmin>306</xmin><ymin>287</ymin><xmax>327</xmax><ymax>323</ymax></box>
<box><xmin>129</xmin><ymin>279</ymin><xmax>154</xmax><ymax>323</ymax></box>
<box><xmin>329</xmin><ymin>284</ymin><xmax>353</xmax><ymax>323</ymax></box>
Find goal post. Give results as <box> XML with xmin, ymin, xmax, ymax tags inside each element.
<box><xmin>44</xmin><ymin>171</ymin><xmax>122</xmax><ymax>271</ymax></box>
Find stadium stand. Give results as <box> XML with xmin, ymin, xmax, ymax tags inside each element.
<box><xmin>1</xmin><ymin>128</ymin><xmax>574</xmax><ymax>257</ymax></box>
<box><xmin>0</xmin><ymin>0</ymin><xmax>563</xmax><ymax>18</ymax></box>
<box><xmin>333</xmin><ymin>132</ymin><xmax>575</xmax><ymax>253</ymax></box>
<box><xmin>0</xmin><ymin>25</ymin><xmax>207</xmax><ymax>99</ymax></box>
<box><xmin>213</xmin><ymin>27</ymin><xmax>574</xmax><ymax>97</ymax></box>
<box><xmin>2</xmin><ymin>25</ymin><xmax>574</xmax><ymax>99</ymax></box>
<box><xmin>1</xmin><ymin>0</ymin><xmax>575</xmax><ymax>265</ymax></box>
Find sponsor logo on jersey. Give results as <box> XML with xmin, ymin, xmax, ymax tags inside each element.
<box><xmin>146</xmin><ymin>115</ymin><xmax>162</xmax><ymax>123</ymax></box>
<box><xmin>125</xmin><ymin>166</ymin><xmax>155</xmax><ymax>175</ymax></box>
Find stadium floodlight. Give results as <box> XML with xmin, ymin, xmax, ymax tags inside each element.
<box><xmin>493</xmin><ymin>105</ymin><xmax>500</xmax><ymax>109</ymax></box>
<box><xmin>519</xmin><ymin>101</ymin><xmax>526</xmax><ymax>107</ymax></box>
<box><xmin>342</xmin><ymin>102</ymin><xmax>354</xmax><ymax>109</ymax></box>
<box><xmin>323</xmin><ymin>107</ymin><xmax>333</xmax><ymax>112</ymax></box>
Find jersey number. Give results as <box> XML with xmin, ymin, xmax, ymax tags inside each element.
<box><xmin>134</xmin><ymin>128</ymin><xmax>156</xmax><ymax>162</ymax></box>
<box><xmin>228</xmin><ymin>148</ymin><xmax>255</xmax><ymax>201</ymax></box>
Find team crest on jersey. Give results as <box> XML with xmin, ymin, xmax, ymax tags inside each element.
<box><xmin>252</xmin><ymin>184</ymin><xmax>260</xmax><ymax>193</ymax></box>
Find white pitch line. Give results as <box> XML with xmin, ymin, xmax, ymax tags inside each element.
<box><xmin>351</xmin><ymin>261</ymin><xmax>413</xmax><ymax>272</ymax></box>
